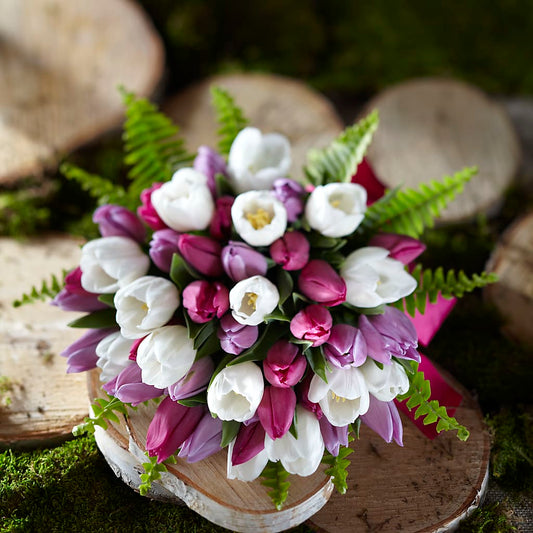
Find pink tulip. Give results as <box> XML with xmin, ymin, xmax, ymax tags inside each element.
<box><xmin>209</xmin><ymin>196</ymin><xmax>234</xmax><ymax>241</ymax></box>
<box><xmin>168</xmin><ymin>357</ymin><xmax>214</xmax><ymax>401</ymax></box>
<box><xmin>194</xmin><ymin>145</ymin><xmax>228</xmax><ymax>197</ymax></box>
<box><xmin>103</xmin><ymin>362</ymin><xmax>163</xmax><ymax>405</ymax></box>
<box><xmin>263</xmin><ymin>340</ymin><xmax>306</xmax><ymax>388</ymax></box>
<box><xmin>137</xmin><ymin>183</ymin><xmax>167</xmax><ymax>230</ymax></box>
<box><xmin>178</xmin><ymin>409</ymin><xmax>223</xmax><ymax>463</ymax></box>
<box><xmin>128</xmin><ymin>337</ymin><xmax>144</xmax><ymax>361</ymax></box>
<box><xmin>297</xmin><ymin>373</ymin><xmax>323</xmax><ymax>418</ymax></box>
<box><xmin>258</xmin><ymin>386</ymin><xmax>296</xmax><ymax>440</ymax></box>
<box><xmin>298</xmin><ymin>260</ymin><xmax>346</xmax><ymax>306</ymax></box>
<box><xmin>221</xmin><ymin>241</ymin><xmax>268</xmax><ymax>282</ymax></box>
<box><xmin>61</xmin><ymin>328</ymin><xmax>115</xmax><ymax>373</ymax></box>
<box><xmin>351</xmin><ymin>158</ymin><xmax>385</xmax><ymax>205</ymax></box>
<box><xmin>319</xmin><ymin>418</ymin><xmax>349</xmax><ymax>456</ymax></box>
<box><xmin>269</xmin><ymin>231</ymin><xmax>310</xmax><ymax>271</ymax></box>
<box><xmin>51</xmin><ymin>267</ymin><xmax>108</xmax><ymax>312</ymax></box>
<box><xmin>272</xmin><ymin>178</ymin><xmax>304</xmax><ymax>222</ymax></box>
<box><xmin>231</xmin><ymin>421</ymin><xmax>266</xmax><ymax>466</ymax></box>
<box><xmin>146</xmin><ymin>396</ymin><xmax>204</xmax><ymax>463</ymax></box>
<box><xmin>182</xmin><ymin>280</ymin><xmax>229</xmax><ymax>323</ymax></box>
<box><xmin>93</xmin><ymin>204</ymin><xmax>146</xmax><ymax>243</ymax></box>
<box><xmin>178</xmin><ymin>234</ymin><xmax>223</xmax><ymax>277</ymax></box>
<box><xmin>361</xmin><ymin>396</ymin><xmax>403</xmax><ymax>446</ymax></box>
<box><xmin>323</xmin><ymin>324</ymin><xmax>367</xmax><ymax>368</ymax></box>
<box><xmin>369</xmin><ymin>232</ymin><xmax>426</xmax><ymax>265</ymax></box>
<box><xmin>217</xmin><ymin>314</ymin><xmax>259</xmax><ymax>355</ymax></box>
<box><xmin>290</xmin><ymin>304</ymin><xmax>332</xmax><ymax>347</ymax></box>
<box><xmin>149</xmin><ymin>229</ymin><xmax>181</xmax><ymax>272</ymax></box>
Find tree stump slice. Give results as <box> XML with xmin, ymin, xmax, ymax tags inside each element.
<box><xmin>362</xmin><ymin>78</ymin><xmax>521</xmax><ymax>223</ymax></box>
<box><xmin>485</xmin><ymin>212</ymin><xmax>533</xmax><ymax>346</ymax></box>
<box><xmin>0</xmin><ymin>235</ymin><xmax>88</xmax><ymax>447</ymax></box>
<box><xmin>164</xmin><ymin>73</ymin><xmax>344</xmax><ymax>181</ymax></box>
<box><xmin>0</xmin><ymin>0</ymin><xmax>164</xmax><ymax>185</ymax></box>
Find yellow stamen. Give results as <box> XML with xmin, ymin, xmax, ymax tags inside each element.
<box><xmin>246</xmin><ymin>292</ymin><xmax>258</xmax><ymax>310</ymax></box>
<box><xmin>245</xmin><ymin>208</ymin><xmax>273</xmax><ymax>230</ymax></box>
<box><xmin>142</xmin><ymin>303</ymin><xmax>149</xmax><ymax>311</ymax></box>
<box><xmin>330</xmin><ymin>391</ymin><xmax>346</xmax><ymax>403</ymax></box>
<box><xmin>330</xmin><ymin>199</ymin><xmax>341</xmax><ymax>208</ymax></box>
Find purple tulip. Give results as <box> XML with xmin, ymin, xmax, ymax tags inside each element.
<box><xmin>298</xmin><ymin>260</ymin><xmax>346</xmax><ymax>306</ymax></box>
<box><xmin>290</xmin><ymin>304</ymin><xmax>332</xmax><ymax>347</ymax></box>
<box><xmin>217</xmin><ymin>314</ymin><xmax>259</xmax><ymax>355</ymax></box>
<box><xmin>221</xmin><ymin>241</ymin><xmax>268</xmax><ymax>282</ymax></box>
<box><xmin>210</xmin><ymin>196</ymin><xmax>234</xmax><ymax>241</ymax></box>
<box><xmin>178</xmin><ymin>409</ymin><xmax>223</xmax><ymax>463</ymax></box>
<box><xmin>149</xmin><ymin>229</ymin><xmax>181</xmax><ymax>272</ymax></box>
<box><xmin>319</xmin><ymin>418</ymin><xmax>349</xmax><ymax>456</ymax></box>
<box><xmin>231</xmin><ymin>421</ymin><xmax>266</xmax><ymax>466</ymax></box>
<box><xmin>263</xmin><ymin>340</ymin><xmax>306</xmax><ymax>388</ymax></box>
<box><xmin>146</xmin><ymin>396</ymin><xmax>204</xmax><ymax>463</ymax></box>
<box><xmin>61</xmin><ymin>328</ymin><xmax>115</xmax><ymax>373</ymax></box>
<box><xmin>269</xmin><ymin>231</ymin><xmax>310</xmax><ymax>271</ymax></box>
<box><xmin>258</xmin><ymin>386</ymin><xmax>296</xmax><ymax>440</ymax></box>
<box><xmin>178</xmin><ymin>234</ymin><xmax>223</xmax><ymax>278</ymax></box>
<box><xmin>360</xmin><ymin>396</ymin><xmax>403</xmax><ymax>446</ymax></box>
<box><xmin>182</xmin><ymin>280</ymin><xmax>229</xmax><ymax>323</ymax></box>
<box><xmin>93</xmin><ymin>204</ymin><xmax>146</xmax><ymax>243</ymax></box>
<box><xmin>168</xmin><ymin>357</ymin><xmax>214</xmax><ymax>401</ymax></box>
<box><xmin>369</xmin><ymin>232</ymin><xmax>426</xmax><ymax>265</ymax></box>
<box><xmin>323</xmin><ymin>324</ymin><xmax>367</xmax><ymax>368</ymax></box>
<box><xmin>137</xmin><ymin>183</ymin><xmax>167</xmax><ymax>230</ymax></box>
<box><xmin>272</xmin><ymin>178</ymin><xmax>304</xmax><ymax>222</ymax></box>
<box><xmin>51</xmin><ymin>267</ymin><xmax>108</xmax><ymax>312</ymax></box>
<box><xmin>103</xmin><ymin>362</ymin><xmax>163</xmax><ymax>405</ymax></box>
<box><xmin>194</xmin><ymin>145</ymin><xmax>228</xmax><ymax>197</ymax></box>
<box><xmin>358</xmin><ymin>315</ymin><xmax>392</xmax><ymax>365</ymax></box>
<box><xmin>297</xmin><ymin>374</ymin><xmax>323</xmax><ymax>419</ymax></box>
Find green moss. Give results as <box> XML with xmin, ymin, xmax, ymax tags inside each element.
<box><xmin>457</xmin><ymin>502</ymin><xmax>516</xmax><ymax>533</ymax></box>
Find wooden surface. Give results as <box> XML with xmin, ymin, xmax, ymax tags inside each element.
<box><xmin>0</xmin><ymin>0</ymin><xmax>163</xmax><ymax>184</ymax></box>
<box><xmin>363</xmin><ymin>78</ymin><xmax>521</xmax><ymax>223</ymax></box>
<box><xmin>164</xmin><ymin>73</ymin><xmax>344</xmax><ymax>181</ymax></box>
<box><xmin>0</xmin><ymin>235</ymin><xmax>88</xmax><ymax>447</ymax></box>
<box><xmin>485</xmin><ymin>211</ymin><xmax>533</xmax><ymax>346</ymax></box>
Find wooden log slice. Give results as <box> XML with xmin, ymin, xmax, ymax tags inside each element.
<box><xmin>0</xmin><ymin>0</ymin><xmax>164</xmax><ymax>185</ymax></box>
<box><xmin>164</xmin><ymin>73</ymin><xmax>344</xmax><ymax>181</ymax></box>
<box><xmin>362</xmin><ymin>78</ymin><xmax>521</xmax><ymax>223</ymax></box>
<box><xmin>485</xmin><ymin>212</ymin><xmax>533</xmax><ymax>346</ymax></box>
<box><xmin>0</xmin><ymin>235</ymin><xmax>88</xmax><ymax>447</ymax></box>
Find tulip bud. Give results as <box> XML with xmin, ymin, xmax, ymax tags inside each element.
<box><xmin>193</xmin><ymin>145</ymin><xmax>228</xmax><ymax>197</ymax></box>
<box><xmin>269</xmin><ymin>231</ymin><xmax>310</xmax><ymax>271</ymax></box>
<box><xmin>149</xmin><ymin>229</ymin><xmax>181</xmax><ymax>273</ymax></box>
<box><xmin>51</xmin><ymin>267</ymin><xmax>108</xmax><ymax>312</ymax></box>
<box><xmin>217</xmin><ymin>314</ymin><xmax>259</xmax><ymax>355</ymax></box>
<box><xmin>290</xmin><ymin>304</ymin><xmax>332</xmax><ymax>347</ymax></box>
<box><xmin>272</xmin><ymin>178</ymin><xmax>304</xmax><ymax>222</ymax></box>
<box><xmin>221</xmin><ymin>241</ymin><xmax>268</xmax><ymax>282</ymax></box>
<box><xmin>168</xmin><ymin>357</ymin><xmax>214</xmax><ymax>401</ymax></box>
<box><xmin>103</xmin><ymin>362</ymin><xmax>163</xmax><ymax>405</ymax></box>
<box><xmin>231</xmin><ymin>421</ymin><xmax>266</xmax><ymax>466</ymax></box>
<box><xmin>95</xmin><ymin>331</ymin><xmax>134</xmax><ymax>383</ymax></box>
<box><xmin>178</xmin><ymin>409</ymin><xmax>223</xmax><ymax>463</ymax></box>
<box><xmin>358</xmin><ymin>314</ymin><xmax>393</xmax><ymax>365</ymax></box>
<box><xmin>319</xmin><ymin>417</ymin><xmax>349</xmax><ymax>456</ymax></box>
<box><xmin>323</xmin><ymin>324</ymin><xmax>367</xmax><ymax>368</ymax></box>
<box><xmin>182</xmin><ymin>280</ymin><xmax>229</xmax><ymax>323</ymax></box>
<box><xmin>61</xmin><ymin>328</ymin><xmax>115</xmax><ymax>374</ymax></box>
<box><xmin>263</xmin><ymin>340</ymin><xmax>306</xmax><ymax>388</ymax></box>
<box><xmin>93</xmin><ymin>204</ymin><xmax>146</xmax><ymax>243</ymax></box>
<box><xmin>298</xmin><ymin>260</ymin><xmax>346</xmax><ymax>306</ymax></box>
<box><xmin>360</xmin><ymin>395</ymin><xmax>403</xmax><ymax>446</ymax></box>
<box><xmin>137</xmin><ymin>183</ymin><xmax>167</xmax><ymax>230</ymax></box>
<box><xmin>178</xmin><ymin>234</ymin><xmax>223</xmax><ymax>278</ymax></box>
<box><xmin>258</xmin><ymin>386</ymin><xmax>296</xmax><ymax>440</ymax></box>
<box><xmin>369</xmin><ymin>233</ymin><xmax>426</xmax><ymax>265</ymax></box>
<box><xmin>210</xmin><ymin>196</ymin><xmax>234</xmax><ymax>241</ymax></box>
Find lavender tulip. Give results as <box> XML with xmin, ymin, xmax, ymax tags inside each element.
<box><xmin>149</xmin><ymin>229</ymin><xmax>181</xmax><ymax>272</ymax></box>
<box><xmin>263</xmin><ymin>340</ymin><xmax>306</xmax><ymax>388</ymax></box>
<box><xmin>272</xmin><ymin>178</ymin><xmax>304</xmax><ymax>222</ymax></box>
<box><xmin>290</xmin><ymin>304</ymin><xmax>332</xmax><ymax>347</ymax></box>
<box><xmin>217</xmin><ymin>314</ymin><xmax>259</xmax><ymax>355</ymax></box>
<box><xmin>298</xmin><ymin>259</ymin><xmax>346</xmax><ymax>306</ymax></box>
<box><xmin>193</xmin><ymin>145</ymin><xmax>228</xmax><ymax>197</ymax></box>
<box><xmin>168</xmin><ymin>357</ymin><xmax>214</xmax><ymax>401</ymax></box>
<box><xmin>178</xmin><ymin>409</ymin><xmax>223</xmax><ymax>463</ymax></box>
<box><xmin>369</xmin><ymin>232</ymin><xmax>426</xmax><ymax>265</ymax></box>
<box><xmin>137</xmin><ymin>183</ymin><xmax>167</xmax><ymax>230</ymax></box>
<box><xmin>103</xmin><ymin>362</ymin><xmax>163</xmax><ymax>405</ymax></box>
<box><xmin>319</xmin><ymin>418</ymin><xmax>349</xmax><ymax>456</ymax></box>
<box><xmin>51</xmin><ymin>267</ymin><xmax>107</xmax><ymax>312</ymax></box>
<box><xmin>360</xmin><ymin>395</ymin><xmax>403</xmax><ymax>446</ymax></box>
<box><xmin>178</xmin><ymin>234</ymin><xmax>223</xmax><ymax>278</ymax></box>
<box><xmin>358</xmin><ymin>315</ymin><xmax>392</xmax><ymax>365</ymax></box>
<box><xmin>269</xmin><ymin>231</ymin><xmax>309</xmax><ymax>271</ymax></box>
<box><xmin>221</xmin><ymin>241</ymin><xmax>268</xmax><ymax>282</ymax></box>
<box><xmin>182</xmin><ymin>280</ymin><xmax>229</xmax><ymax>323</ymax></box>
<box><xmin>258</xmin><ymin>386</ymin><xmax>296</xmax><ymax>440</ymax></box>
<box><xmin>323</xmin><ymin>324</ymin><xmax>367</xmax><ymax>368</ymax></box>
<box><xmin>93</xmin><ymin>204</ymin><xmax>146</xmax><ymax>243</ymax></box>
<box><xmin>61</xmin><ymin>328</ymin><xmax>115</xmax><ymax>373</ymax></box>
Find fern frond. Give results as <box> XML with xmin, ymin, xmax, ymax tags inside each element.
<box><xmin>12</xmin><ymin>271</ymin><xmax>67</xmax><ymax>307</ymax></box>
<box><xmin>322</xmin><ymin>443</ymin><xmax>354</xmax><ymax>494</ymax></box>
<box><xmin>398</xmin><ymin>370</ymin><xmax>470</xmax><ymax>441</ymax></box>
<box><xmin>362</xmin><ymin>167</ymin><xmax>477</xmax><ymax>237</ymax></box>
<box><xmin>304</xmin><ymin>110</ymin><xmax>379</xmax><ymax>186</ymax></box>
<box><xmin>396</xmin><ymin>265</ymin><xmax>498</xmax><ymax>316</ymax></box>
<box><xmin>211</xmin><ymin>86</ymin><xmax>249</xmax><ymax>156</ymax></box>
<box><xmin>0</xmin><ymin>188</ymin><xmax>51</xmax><ymax>236</ymax></box>
<box><xmin>261</xmin><ymin>461</ymin><xmax>291</xmax><ymax>510</ymax></box>
<box><xmin>139</xmin><ymin>454</ymin><xmax>176</xmax><ymax>496</ymax></box>
<box><xmin>121</xmin><ymin>90</ymin><xmax>193</xmax><ymax>203</ymax></box>
<box><xmin>72</xmin><ymin>395</ymin><xmax>129</xmax><ymax>436</ymax></box>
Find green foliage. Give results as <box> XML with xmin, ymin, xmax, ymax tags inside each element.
<box><xmin>228</xmin><ymin>322</ymin><xmax>287</xmax><ymax>366</ymax></box>
<box><xmin>72</xmin><ymin>395</ymin><xmax>129</xmax><ymax>436</ymax></box>
<box><xmin>0</xmin><ymin>187</ymin><xmax>51</xmax><ymax>236</ymax></box>
<box><xmin>139</xmin><ymin>454</ymin><xmax>176</xmax><ymax>497</ymax></box>
<box><xmin>0</xmin><ymin>375</ymin><xmax>14</xmax><ymax>407</ymax></box>
<box><xmin>12</xmin><ymin>271</ymin><xmax>66</xmax><ymax>308</ymax></box>
<box><xmin>67</xmin><ymin>308</ymin><xmax>117</xmax><ymax>329</ymax></box>
<box><xmin>395</xmin><ymin>265</ymin><xmax>498</xmax><ymax>316</ymax></box>
<box><xmin>220</xmin><ymin>420</ymin><xmax>241</xmax><ymax>448</ymax></box>
<box><xmin>260</xmin><ymin>461</ymin><xmax>291</xmax><ymax>511</ymax></box>
<box><xmin>210</xmin><ymin>86</ymin><xmax>249</xmax><ymax>156</ymax></box>
<box><xmin>305</xmin><ymin>111</ymin><xmax>379</xmax><ymax>186</ymax></box>
<box><xmin>322</xmin><ymin>442</ymin><xmax>354</xmax><ymax>495</ymax></box>
<box><xmin>363</xmin><ymin>167</ymin><xmax>477</xmax><ymax>238</ymax></box>
<box><xmin>457</xmin><ymin>502</ymin><xmax>517</xmax><ymax>532</ymax></box>
<box><xmin>398</xmin><ymin>369</ymin><xmax>470</xmax><ymax>441</ymax></box>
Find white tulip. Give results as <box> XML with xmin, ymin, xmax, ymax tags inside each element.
<box><xmin>305</xmin><ymin>183</ymin><xmax>367</xmax><ymax>238</ymax></box>
<box><xmin>151</xmin><ymin>168</ymin><xmax>214</xmax><ymax>232</ymax></box>
<box><xmin>80</xmin><ymin>236</ymin><xmax>150</xmax><ymax>294</ymax></box>
<box><xmin>341</xmin><ymin>247</ymin><xmax>417</xmax><ymax>308</ymax></box>
<box><xmin>229</xmin><ymin>275</ymin><xmax>280</xmax><ymax>326</ymax></box>
<box><xmin>231</xmin><ymin>190</ymin><xmax>287</xmax><ymax>247</ymax></box>
<box><xmin>228</xmin><ymin>127</ymin><xmax>291</xmax><ymax>193</ymax></box>
<box><xmin>136</xmin><ymin>325</ymin><xmax>196</xmax><ymax>389</ymax></box>
<box><xmin>265</xmin><ymin>406</ymin><xmax>324</xmax><ymax>477</ymax></box>
<box><xmin>360</xmin><ymin>359</ymin><xmax>409</xmax><ymax>402</ymax></box>
<box><xmin>114</xmin><ymin>276</ymin><xmax>180</xmax><ymax>339</ymax></box>
<box><xmin>95</xmin><ymin>331</ymin><xmax>133</xmax><ymax>382</ymax></box>
<box><xmin>308</xmin><ymin>366</ymin><xmax>370</xmax><ymax>427</ymax></box>
<box><xmin>207</xmin><ymin>362</ymin><xmax>264</xmax><ymax>422</ymax></box>
<box><xmin>227</xmin><ymin>443</ymin><xmax>269</xmax><ymax>482</ymax></box>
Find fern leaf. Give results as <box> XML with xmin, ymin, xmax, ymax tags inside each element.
<box><xmin>322</xmin><ymin>444</ymin><xmax>354</xmax><ymax>494</ymax></box>
<box><xmin>121</xmin><ymin>90</ymin><xmax>193</xmax><ymax>203</ymax></box>
<box><xmin>12</xmin><ymin>271</ymin><xmax>67</xmax><ymax>307</ymax></box>
<box><xmin>363</xmin><ymin>167</ymin><xmax>477</xmax><ymax>237</ymax></box>
<box><xmin>72</xmin><ymin>395</ymin><xmax>129</xmax><ymax>436</ymax></box>
<box><xmin>396</xmin><ymin>265</ymin><xmax>498</xmax><ymax>316</ymax></box>
<box><xmin>304</xmin><ymin>110</ymin><xmax>379</xmax><ymax>186</ymax></box>
<box><xmin>260</xmin><ymin>461</ymin><xmax>291</xmax><ymax>510</ymax></box>
<box><xmin>139</xmin><ymin>454</ymin><xmax>176</xmax><ymax>496</ymax></box>
<box><xmin>211</xmin><ymin>86</ymin><xmax>249</xmax><ymax>156</ymax></box>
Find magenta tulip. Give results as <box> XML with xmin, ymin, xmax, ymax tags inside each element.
<box><xmin>193</xmin><ymin>145</ymin><xmax>228</xmax><ymax>197</ymax></box>
<box><xmin>298</xmin><ymin>259</ymin><xmax>346</xmax><ymax>306</ymax></box>
<box><xmin>209</xmin><ymin>196</ymin><xmax>234</xmax><ymax>241</ymax></box>
<box><xmin>270</xmin><ymin>231</ymin><xmax>310</xmax><ymax>271</ymax></box>
<box><xmin>51</xmin><ymin>267</ymin><xmax>108</xmax><ymax>312</ymax></box>
<box><xmin>61</xmin><ymin>328</ymin><xmax>115</xmax><ymax>373</ymax></box>
<box><xmin>93</xmin><ymin>204</ymin><xmax>146</xmax><ymax>243</ymax></box>
<box><xmin>272</xmin><ymin>178</ymin><xmax>304</xmax><ymax>222</ymax></box>
<box><xmin>168</xmin><ymin>357</ymin><xmax>214</xmax><ymax>401</ymax></box>
<box><xmin>231</xmin><ymin>421</ymin><xmax>266</xmax><ymax>466</ymax></box>
<box><xmin>103</xmin><ymin>362</ymin><xmax>163</xmax><ymax>405</ymax></box>
<box><xmin>182</xmin><ymin>280</ymin><xmax>229</xmax><ymax>323</ymax></box>
<box><xmin>323</xmin><ymin>324</ymin><xmax>367</xmax><ymax>368</ymax></box>
<box><xmin>263</xmin><ymin>340</ymin><xmax>306</xmax><ymax>388</ymax></box>
<box><xmin>319</xmin><ymin>417</ymin><xmax>349</xmax><ymax>456</ymax></box>
<box><xmin>290</xmin><ymin>304</ymin><xmax>332</xmax><ymax>347</ymax></box>
<box><xmin>149</xmin><ymin>229</ymin><xmax>181</xmax><ymax>272</ymax></box>
<box><xmin>258</xmin><ymin>386</ymin><xmax>296</xmax><ymax>440</ymax></box>
<box><xmin>177</xmin><ymin>234</ymin><xmax>223</xmax><ymax>277</ymax></box>
<box><xmin>221</xmin><ymin>241</ymin><xmax>268</xmax><ymax>282</ymax></box>
<box><xmin>217</xmin><ymin>314</ymin><xmax>259</xmax><ymax>355</ymax></box>
<box><xmin>137</xmin><ymin>183</ymin><xmax>167</xmax><ymax>230</ymax></box>
<box><xmin>361</xmin><ymin>396</ymin><xmax>403</xmax><ymax>446</ymax></box>
<box><xmin>178</xmin><ymin>409</ymin><xmax>223</xmax><ymax>463</ymax></box>
<box><xmin>296</xmin><ymin>374</ymin><xmax>323</xmax><ymax>418</ymax></box>
<box><xmin>369</xmin><ymin>232</ymin><xmax>426</xmax><ymax>265</ymax></box>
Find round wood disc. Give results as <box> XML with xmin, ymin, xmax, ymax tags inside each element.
<box><xmin>164</xmin><ymin>73</ymin><xmax>344</xmax><ymax>182</ymax></box>
<box><xmin>362</xmin><ymin>78</ymin><xmax>521</xmax><ymax>223</ymax></box>
<box><xmin>0</xmin><ymin>235</ymin><xmax>88</xmax><ymax>447</ymax></box>
<box><xmin>0</xmin><ymin>0</ymin><xmax>164</xmax><ymax>185</ymax></box>
<box><xmin>485</xmin><ymin>211</ymin><xmax>533</xmax><ymax>346</ymax></box>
